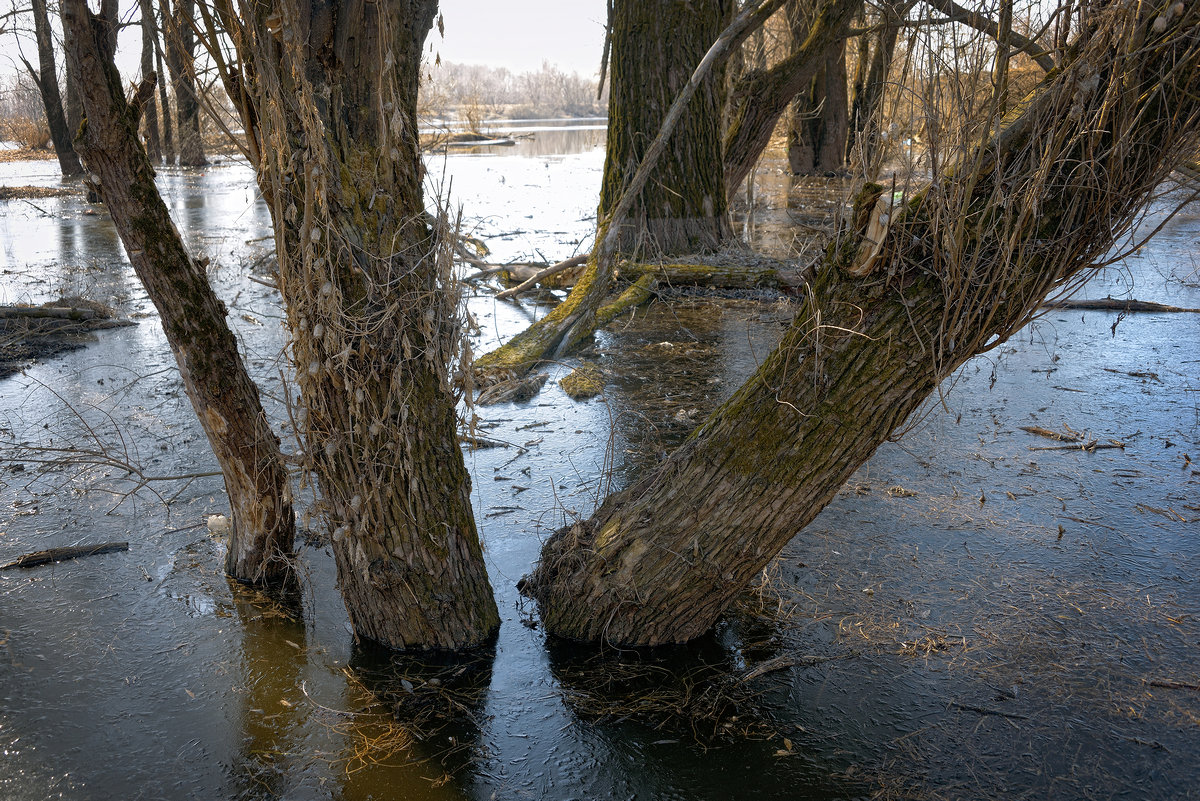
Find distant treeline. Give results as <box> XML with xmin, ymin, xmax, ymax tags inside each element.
<box><xmin>421</xmin><ymin>60</ymin><xmax>607</xmax><ymax>122</ymax></box>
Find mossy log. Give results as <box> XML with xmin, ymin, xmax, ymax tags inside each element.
<box><xmin>524</xmin><ymin>1</ymin><xmax>1200</xmax><ymax>645</ymax></box>
<box><xmin>622</xmin><ymin>261</ymin><xmax>782</xmax><ymax>290</ymax></box>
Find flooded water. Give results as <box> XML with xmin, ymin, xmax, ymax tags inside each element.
<box><xmin>1</xmin><ymin>122</ymin><xmax>1197</xmax><ymax>800</ymax></box>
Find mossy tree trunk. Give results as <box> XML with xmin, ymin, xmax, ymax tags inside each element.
<box><xmin>723</xmin><ymin>0</ymin><xmax>859</xmax><ymax>193</ymax></box>
<box><xmin>220</xmin><ymin>0</ymin><xmax>500</xmax><ymax>650</ymax></box>
<box><xmin>23</xmin><ymin>0</ymin><xmax>83</xmax><ymax>177</ymax></box>
<box><xmin>526</xmin><ymin>0</ymin><xmax>1200</xmax><ymax>645</ymax></box>
<box><xmin>155</xmin><ymin>13</ymin><xmax>176</xmax><ymax>165</ymax></box>
<box><xmin>61</xmin><ymin>0</ymin><xmax>296</xmax><ymax>587</ymax></box>
<box><xmin>163</xmin><ymin>0</ymin><xmax>206</xmax><ymax>166</ymax></box>
<box><xmin>598</xmin><ymin>0</ymin><xmax>734</xmax><ymax>258</ymax></box>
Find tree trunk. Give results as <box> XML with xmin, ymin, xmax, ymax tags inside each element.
<box><xmin>598</xmin><ymin>0</ymin><xmax>734</xmax><ymax>258</ymax></box>
<box><xmin>139</xmin><ymin>0</ymin><xmax>162</xmax><ymax>163</ymax></box>
<box><xmin>61</xmin><ymin>0</ymin><xmax>297</xmax><ymax>588</ymax></box>
<box><xmin>525</xmin><ymin>1</ymin><xmax>1200</xmax><ymax>645</ymax></box>
<box><xmin>845</xmin><ymin>1</ymin><xmax>906</xmax><ymax>176</ymax></box>
<box><xmin>25</xmin><ymin>0</ymin><xmax>82</xmax><ymax>177</ymax></box>
<box><xmin>723</xmin><ymin>0</ymin><xmax>859</xmax><ymax>193</ymax></box>
<box><xmin>164</xmin><ymin>0</ymin><xmax>206</xmax><ymax>167</ymax></box>
<box><xmin>786</xmin><ymin>35</ymin><xmax>849</xmax><ymax>175</ymax></box>
<box><xmin>225</xmin><ymin>0</ymin><xmax>500</xmax><ymax>650</ymax></box>
<box><xmin>155</xmin><ymin>11</ymin><xmax>176</xmax><ymax>165</ymax></box>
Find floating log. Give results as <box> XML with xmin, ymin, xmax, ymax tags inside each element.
<box><xmin>1</xmin><ymin>541</ymin><xmax>129</xmax><ymax>570</ymax></box>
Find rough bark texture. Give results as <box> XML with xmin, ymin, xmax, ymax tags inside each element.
<box><xmin>724</xmin><ymin>0</ymin><xmax>859</xmax><ymax>193</ymax></box>
<box><xmin>61</xmin><ymin>0</ymin><xmax>296</xmax><ymax>587</ymax></box>
<box><xmin>225</xmin><ymin>0</ymin><xmax>500</xmax><ymax>649</ymax></box>
<box><xmin>526</xmin><ymin>0</ymin><xmax>1200</xmax><ymax>645</ymax></box>
<box><xmin>139</xmin><ymin>0</ymin><xmax>162</xmax><ymax>163</ymax></box>
<box><xmin>163</xmin><ymin>0</ymin><xmax>206</xmax><ymax>166</ymax></box>
<box><xmin>598</xmin><ymin>0</ymin><xmax>734</xmax><ymax>258</ymax></box>
<box><xmin>25</xmin><ymin>0</ymin><xmax>83</xmax><ymax>177</ymax></box>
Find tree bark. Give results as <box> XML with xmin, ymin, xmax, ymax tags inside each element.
<box><xmin>598</xmin><ymin>0</ymin><xmax>734</xmax><ymax>258</ymax></box>
<box><xmin>155</xmin><ymin>11</ymin><xmax>176</xmax><ymax>165</ymax></box>
<box><xmin>163</xmin><ymin>0</ymin><xmax>206</xmax><ymax>166</ymax></box>
<box><xmin>786</xmin><ymin>1</ymin><xmax>849</xmax><ymax>177</ymax></box>
<box><xmin>61</xmin><ymin>0</ymin><xmax>297</xmax><ymax>588</ymax></box>
<box><xmin>845</xmin><ymin>0</ymin><xmax>907</xmax><ymax>176</ymax></box>
<box><xmin>139</xmin><ymin>0</ymin><xmax>162</xmax><ymax>163</ymax></box>
<box><xmin>724</xmin><ymin>0</ymin><xmax>860</xmax><ymax>193</ymax></box>
<box><xmin>525</xmin><ymin>0</ymin><xmax>1200</xmax><ymax>645</ymax></box>
<box><xmin>222</xmin><ymin>0</ymin><xmax>500</xmax><ymax>649</ymax></box>
<box><xmin>24</xmin><ymin>0</ymin><xmax>82</xmax><ymax>176</ymax></box>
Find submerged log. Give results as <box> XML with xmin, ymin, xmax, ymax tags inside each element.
<box><xmin>1</xmin><ymin>542</ymin><xmax>129</xmax><ymax>570</ymax></box>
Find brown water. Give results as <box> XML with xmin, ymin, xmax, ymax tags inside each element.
<box><xmin>1</xmin><ymin>124</ymin><xmax>1198</xmax><ymax>800</ymax></box>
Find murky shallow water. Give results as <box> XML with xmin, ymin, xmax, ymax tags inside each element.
<box><xmin>1</xmin><ymin>125</ymin><xmax>1197</xmax><ymax>800</ymax></box>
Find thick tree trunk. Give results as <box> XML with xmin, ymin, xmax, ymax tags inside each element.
<box><xmin>61</xmin><ymin>0</ymin><xmax>296</xmax><ymax>587</ymax></box>
<box><xmin>139</xmin><ymin>0</ymin><xmax>162</xmax><ymax>163</ymax></box>
<box><xmin>164</xmin><ymin>0</ymin><xmax>206</xmax><ymax>166</ymax></box>
<box><xmin>228</xmin><ymin>0</ymin><xmax>499</xmax><ymax>649</ymax></box>
<box><xmin>598</xmin><ymin>0</ymin><xmax>734</xmax><ymax>258</ymax></box>
<box><xmin>723</xmin><ymin>0</ymin><xmax>859</xmax><ymax>193</ymax></box>
<box><xmin>25</xmin><ymin>0</ymin><xmax>82</xmax><ymax>177</ymax></box>
<box><xmin>526</xmin><ymin>0</ymin><xmax>1200</xmax><ymax>645</ymax></box>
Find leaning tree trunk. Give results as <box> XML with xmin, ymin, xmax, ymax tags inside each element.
<box><xmin>164</xmin><ymin>0</ymin><xmax>206</xmax><ymax>166</ymax></box>
<box><xmin>221</xmin><ymin>0</ymin><xmax>499</xmax><ymax>650</ymax></box>
<box><xmin>139</xmin><ymin>0</ymin><xmax>161</xmax><ymax>163</ymax></box>
<box><xmin>598</xmin><ymin>0</ymin><xmax>735</xmax><ymax>258</ymax></box>
<box><xmin>724</xmin><ymin>0</ymin><xmax>859</xmax><ymax>194</ymax></box>
<box><xmin>61</xmin><ymin>0</ymin><xmax>296</xmax><ymax>587</ymax></box>
<box><xmin>525</xmin><ymin>0</ymin><xmax>1200</xmax><ymax>645</ymax></box>
<box><xmin>25</xmin><ymin>0</ymin><xmax>82</xmax><ymax>177</ymax></box>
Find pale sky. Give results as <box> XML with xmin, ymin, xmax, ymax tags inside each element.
<box><xmin>1</xmin><ymin>1</ymin><xmax>607</xmax><ymax>82</ymax></box>
<box><xmin>433</xmin><ymin>0</ymin><xmax>607</xmax><ymax>76</ymax></box>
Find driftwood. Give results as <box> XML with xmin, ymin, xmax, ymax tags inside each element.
<box><xmin>1</xmin><ymin>541</ymin><xmax>129</xmax><ymax>570</ymax></box>
<box><xmin>1044</xmin><ymin>296</ymin><xmax>1200</xmax><ymax>313</ymax></box>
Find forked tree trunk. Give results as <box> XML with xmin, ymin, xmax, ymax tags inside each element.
<box><xmin>61</xmin><ymin>0</ymin><xmax>296</xmax><ymax>587</ymax></box>
<box><xmin>25</xmin><ymin>0</ymin><xmax>82</xmax><ymax>177</ymax></box>
<box><xmin>845</xmin><ymin>0</ymin><xmax>906</xmax><ymax>176</ymax></box>
<box><xmin>598</xmin><ymin>0</ymin><xmax>734</xmax><ymax>257</ymax></box>
<box><xmin>139</xmin><ymin>0</ymin><xmax>162</xmax><ymax>163</ymax></box>
<box><xmin>223</xmin><ymin>0</ymin><xmax>499</xmax><ymax>649</ymax></box>
<box><xmin>724</xmin><ymin>0</ymin><xmax>859</xmax><ymax>193</ymax></box>
<box><xmin>786</xmin><ymin>39</ymin><xmax>849</xmax><ymax>175</ymax></box>
<box><xmin>525</xmin><ymin>0</ymin><xmax>1200</xmax><ymax>645</ymax></box>
<box><xmin>164</xmin><ymin>0</ymin><xmax>206</xmax><ymax>166</ymax></box>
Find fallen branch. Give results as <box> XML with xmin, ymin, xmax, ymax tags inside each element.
<box><xmin>1029</xmin><ymin>440</ymin><xmax>1125</xmax><ymax>451</ymax></box>
<box><xmin>1019</xmin><ymin>425</ymin><xmax>1084</xmax><ymax>442</ymax></box>
<box><xmin>1</xmin><ymin>541</ymin><xmax>129</xmax><ymax>570</ymax></box>
<box><xmin>494</xmin><ymin>255</ymin><xmax>590</xmax><ymax>299</ymax></box>
<box><xmin>949</xmin><ymin>701</ymin><xmax>1029</xmax><ymax>720</ymax></box>
<box><xmin>1148</xmin><ymin>679</ymin><xmax>1200</xmax><ymax>692</ymax></box>
<box><xmin>1044</xmin><ymin>296</ymin><xmax>1200</xmax><ymax>313</ymax></box>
